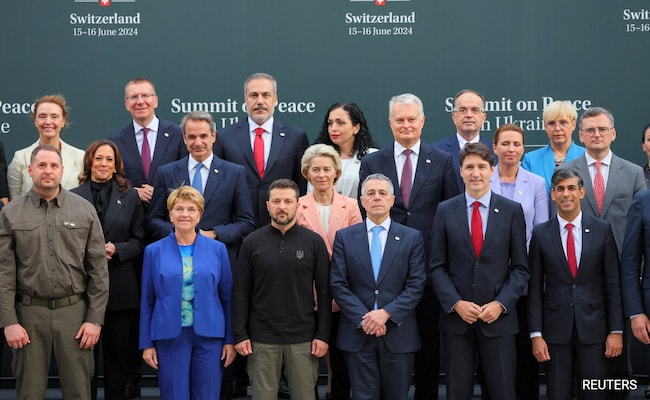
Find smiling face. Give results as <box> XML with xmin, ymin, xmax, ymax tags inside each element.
<box><xmin>124</xmin><ymin>81</ymin><xmax>158</xmax><ymax>126</ymax></box>
<box><xmin>90</xmin><ymin>144</ymin><xmax>115</xmax><ymax>183</ymax></box>
<box><xmin>183</xmin><ymin>119</ymin><xmax>216</xmax><ymax>163</ymax></box>
<box><xmin>34</xmin><ymin>102</ymin><xmax>66</xmax><ymax>142</ymax></box>
<box><xmin>169</xmin><ymin>198</ymin><xmax>202</xmax><ymax>234</ymax></box>
<box><xmin>460</xmin><ymin>154</ymin><xmax>494</xmax><ymax>199</ymax></box>
<box><xmin>389</xmin><ymin>102</ymin><xmax>425</xmax><ymax>148</ymax></box>
<box><xmin>551</xmin><ymin>176</ymin><xmax>584</xmax><ymax>221</ymax></box>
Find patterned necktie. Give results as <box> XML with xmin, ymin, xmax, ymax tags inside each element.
<box><xmin>593</xmin><ymin>161</ymin><xmax>605</xmax><ymax>215</ymax></box>
<box><xmin>401</xmin><ymin>149</ymin><xmax>413</xmax><ymax>207</ymax></box>
<box><xmin>192</xmin><ymin>163</ymin><xmax>204</xmax><ymax>194</ymax></box>
<box><xmin>566</xmin><ymin>223</ymin><xmax>578</xmax><ymax>278</ymax></box>
<box><xmin>254</xmin><ymin>127</ymin><xmax>265</xmax><ymax>178</ymax></box>
<box><xmin>471</xmin><ymin>201</ymin><xmax>483</xmax><ymax>256</ymax></box>
<box><xmin>141</xmin><ymin>127</ymin><xmax>151</xmax><ymax>179</ymax></box>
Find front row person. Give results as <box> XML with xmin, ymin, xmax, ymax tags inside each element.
<box><xmin>528</xmin><ymin>168</ymin><xmax>624</xmax><ymax>400</ymax></box>
<box><xmin>430</xmin><ymin>142</ymin><xmax>529</xmax><ymax>400</ymax></box>
<box><xmin>232</xmin><ymin>179</ymin><xmax>331</xmax><ymax>400</ymax></box>
<box><xmin>139</xmin><ymin>186</ymin><xmax>235</xmax><ymax>399</ymax></box>
<box><xmin>330</xmin><ymin>173</ymin><xmax>426</xmax><ymax>400</ymax></box>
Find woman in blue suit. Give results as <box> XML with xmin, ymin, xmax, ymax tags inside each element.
<box><xmin>140</xmin><ymin>186</ymin><xmax>235</xmax><ymax>399</ymax></box>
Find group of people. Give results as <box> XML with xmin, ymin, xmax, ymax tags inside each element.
<box><xmin>0</xmin><ymin>72</ymin><xmax>648</xmax><ymax>400</ymax></box>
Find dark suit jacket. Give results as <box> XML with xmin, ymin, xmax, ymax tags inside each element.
<box><xmin>330</xmin><ymin>221</ymin><xmax>426</xmax><ymax>353</ymax></box>
<box><xmin>145</xmin><ymin>155</ymin><xmax>256</xmax><ymax>267</ymax></box>
<box><xmin>432</xmin><ymin>135</ymin><xmax>494</xmax><ymax>192</ymax></box>
<box><xmin>430</xmin><ymin>193</ymin><xmax>529</xmax><ymax>337</ymax></box>
<box><xmin>620</xmin><ymin>190</ymin><xmax>650</xmax><ymax>318</ymax></box>
<box><xmin>359</xmin><ymin>142</ymin><xmax>458</xmax><ymax>254</ymax></box>
<box><xmin>563</xmin><ymin>153</ymin><xmax>645</xmax><ymax>252</ymax></box>
<box><xmin>109</xmin><ymin>118</ymin><xmax>187</xmax><ymax>187</ymax></box>
<box><xmin>528</xmin><ymin>215</ymin><xmax>623</xmax><ymax>344</ymax></box>
<box><xmin>214</xmin><ymin>119</ymin><xmax>309</xmax><ymax>227</ymax></box>
<box><xmin>71</xmin><ymin>183</ymin><xmax>145</xmax><ymax>310</ymax></box>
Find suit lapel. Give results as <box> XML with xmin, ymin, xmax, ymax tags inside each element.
<box><xmin>454</xmin><ymin>196</ymin><xmax>475</xmax><ymax>256</ymax></box>
<box><xmin>236</xmin><ymin>122</ymin><xmax>258</xmax><ymax>175</ymax></box>
<box><xmin>574</xmin><ymin>157</ymin><xmax>599</xmax><ymax>216</ymax></box>
<box><xmin>265</xmin><ymin>120</ymin><xmax>286</xmax><ymax>178</ymax></box>
<box><xmin>352</xmin><ymin>225</ymin><xmax>375</xmax><ymax>282</ymax></box>
<box><xmin>410</xmin><ymin>145</ymin><xmax>433</xmax><ymax>203</ymax></box>
<box><xmin>103</xmin><ymin>186</ymin><xmax>127</xmax><ymax>233</ymax></box>
<box><xmin>376</xmin><ymin>224</ymin><xmax>400</xmax><ymax>284</ymax></box>
<box><xmin>202</xmin><ymin>157</ymin><xmax>224</xmax><ymax>208</ymax></box>
<box><xmin>121</xmin><ymin>126</ymin><xmax>145</xmax><ymax>177</ymax></box>
<box><xmin>380</xmin><ymin>145</ymin><xmax>401</xmax><ymax>204</ymax></box>
<box><xmin>548</xmin><ymin>218</ymin><xmax>574</xmax><ymax>280</ymax></box>
<box><xmin>150</xmin><ymin>120</ymin><xmax>174</xmax><ymax>177</ymax></box>
<box><xmin>601</xmin><ymin>155</ymin><xmax>622</xmax><ymax>217</ymax></box>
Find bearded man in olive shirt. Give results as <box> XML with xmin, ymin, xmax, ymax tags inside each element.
<box><xmin>0</xmin><ymin>144</ymin><xmax>109</xmax><ymax>400</ymax></box>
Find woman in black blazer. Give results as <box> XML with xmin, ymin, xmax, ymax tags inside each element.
<box><xmin>72</xmin><ymin>139</ymin><xmax>145</xmax><ymax>400</ymax></box>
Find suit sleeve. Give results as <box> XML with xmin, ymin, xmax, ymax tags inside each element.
<box><xmin>145</xmin><ymin>171</ymin><xmax>173</xmax><ymax>241</ymax></box>
<box><xmin>208</xmin><ymin>168</ymin><xmax>256</xmax><ymax>245</ymax></box>
<box><xmin>83</xmin><ymin>208</ymin><xmax>110</xmax><ymax>324</ymax></box>
<box><xmin>139</xmin><ymin>245</ymin><xmax>156</xmax><ymax>349</ymax></box>
<box><xmin>602</xmin><ymin>223</ymin><xmax>624</xmax><ymax>332</ymax></box>
<box><xmin>527</xmin><ymin>228</ymin><xmax>544</xmax><ymax>334</ymax></box>
<box><xmin>493</xmin><ymin>203</ymin><xmax>529</xmax><ymax>311</ymax></box>
<box><xmin>429</xmin><ymin>204</ymin><xmax>464</xmax><ymax>312</ymax></box>
<box><xmin>620</xmin><ymin>193</ymin><xmax>645</xmax><ymax>317</ymax></box>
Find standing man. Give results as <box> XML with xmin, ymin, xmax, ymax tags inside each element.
<box><xmin>109</xmin><ymin>77</ymin><xmax>187</xmax><ymax>206</ymax></box>
<box><xmin>430</xmin><ymin>142</ymin><xmax>528</xmax><ymax>400</ymax></box>
<box><xmin>359</xmin><ymin>93</ymin><xmax>457</xmax><ymax>400</ymax></box>
<box><xmin>330</xmin><ymin>173</ymin><xmax>426</xmax><ymax>400</ymax></box>
<box><xmin>232</xmin><ymin>179</ymin><xmax>331</xmax><ymax>400</ymax></box>
<box><xmin>146</xmin><ymin>111</ymin><xmax>256</xmax><ymax>266</ymax></box>
<box><xmin>0</xmin><ymin>145</ymin><xmax>109</xmax><ymax>400</ymax></box>
<box><xmin>215</xmin><ymin>72</ymin><xmax>310</xmax><ymax>228</ymax></box>
<box><xmin>529</xmin><ymin>168</ymin><xmax>623</xmax><ymax>399</ymax></box>
<box><xmin>433</xmin><ymin>89</ymin><xmax>493</xmax><ymax>192</ymax></box>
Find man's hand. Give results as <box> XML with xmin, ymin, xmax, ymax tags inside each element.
<box><xmin>4</xmin><ymin>324</ymin><xmax>30</xmax><ymax>349</ymax></box>
<box><xmin>532</xmin><ymin>336</ymin><xmax>550</xmax><ymax>362</ymax></box>
<box><xmin>311</xmin><ymin>339</ymin><xmax>328</xmax><ymax>358</ymax></box>
<box><xmin>604</xmin><ymin>333</ymin><xmax>623</xmax><ymax>358</ymax></box>
<box><xmin>362</xmin><ymin>309</ymin><xmax>390</xmax><ymax>336</ymax></box>
<box><xmin>135</xmin><ymin>184</ymin><xmax>154</xmax><ymax>203</ymax></box>
<box><xmin>142</xmin><ymin>347</ymin><xmax>158</xmax><ymax>369</ymax></box>
<box><xmin>75</xmin><ymin>322</ymin><xmax>101</xmax><ymax>349</ymax></box>
<box><xmin>222</xmin><ymin>344</ymin><xmax>236</xmax><ymax>367</ymax></box>
<box><xmin>631</xmin><ymin>314</ymin><xmax>650</xmax><ymax>345</ymax></box>
<box><xmin>454</xmin><ymin>300</ymin><xmax>482</xmax><ymax>324</ymax></box>
<box><xmin>478</xmin><ymin>301</ymin><xmax>504</xmax><ymax>324</ymax></box>
<box><xmin>235</xmin><ymin>339</ymin><xmax>253</xmax><ymax>356</ymax></box>
<box><xmin>199</xmin><ymin>229</ymin><xmax>217</xmax><ymax>239</ymax></box>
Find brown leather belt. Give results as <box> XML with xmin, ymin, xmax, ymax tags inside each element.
<box><xmin>16</xmin><ymin>294</ymin><xmax>85</xmax><ymax>309</ymax></box>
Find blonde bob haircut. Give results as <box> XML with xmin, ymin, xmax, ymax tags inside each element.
<box><xmin>543</xmin><ymin>100</ymin><xmax>578</xmax><ymax>123</ymax></box>
<box><xmin>300</xmin><ymin>144</ymin><xmax>343</xmax><ymax>183</ymax></box>
<box><xmin>166</xmin><ymin>185</ymin><xmax>205</xmax><ymax>215</ymax></box>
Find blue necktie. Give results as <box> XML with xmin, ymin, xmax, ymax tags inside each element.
<box><xmin>370</xmin><ymin>226</ymin><xmax>383</xmax><ymax>281</ymax></box>
<box><xmin>192</xmin><ymin>163</ymin><xmax>204</xmax><ymax>194</ymax></box>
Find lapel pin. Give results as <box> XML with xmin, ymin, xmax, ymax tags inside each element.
<box><xmin>214</xmin><ymin>169</ymin><xmax>219</xmax><ymax>174</ymax></box>
<box><xmin>584</xmin><ymin>228</ymin><xmax>590</xmax><ymax>233</ymax></box>
<box><xmin>425</xmin><ymin>159</ymin><xmax>431</xmax><ymax>164</ymax></box>
<box><xmin>280</xmin><ymin>132</ymin><xmax>286</xmax><ymax>137</ymax></box>
<box><xmin>395</xmin><ymin>236</ymin><xmax>400</xmax><ymax>241</ymax></box>
<box><xmin>164</xmin><ymin>132</ymin><xmax>170</xmax><ymax>138</ymax></box>
<box><xmin>518</xmin><ymin>190</ymin><xmax>523</xmax><ymax>195</ymax></box>
<box><xmin>117</xmin><ymin>199</ymin><xmax>122</xmax><ymax>205</ymax></box>
<box><xmin>494</xmin><ymin>208</ymin><xmax>499</xmax><ymax>213</ymax></box>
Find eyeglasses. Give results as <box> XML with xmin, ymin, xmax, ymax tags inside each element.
<box><xmin>453</xmin><ymin>107</ymin><xmax>484</xmax><ymax>115</ymax></box>
<box><xmin>545</xmin><ymin>119</ymin><xmax>573</xmax><ymax>128</ymax></box>
<box><xmin>581</xmin><ymin>127</ymin><xmax>613</xmax><ymax>136</ymax></box>
<box><xmin>125</xmin><ymin>93</ymin><xmax>156</xmax><ymax>102</ymax></box>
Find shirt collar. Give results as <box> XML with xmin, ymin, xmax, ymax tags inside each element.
<box><xmin>557</xmin><ymin>211</ymin><xmax>583</xmax><ymax>230</ymax></box>
<box><xmin>133</xmin><ymin>115</ymin><xmax>159</xmax><ymax>134</ymax></box>
<box><xmin>189</xmin><ymin>153</ymin><xmax>213</xmax><ymax>170</ymax></box>
<box><xmin>365</xmin><ymin>217</ymin><xmax>391</xmax><ymax>233</ymax></box>
<box><xmin>456</xmin><ymin>132</ymin><xmax>480</xmax><ymax>149</ymax></box>
<box><xmin>248</xmin><ymin>117</ymin><xmax>274</xmax><ymax>135</ymax></box>
<box><xmin>584</xmin><ymin>150</ymin><xmax>612</xmax><ymax>167</ymax></box>
<box><xmin>394</xmin><ymin>140</ymin><xmax>421</xmax><ymax>157</ymax></box>
<box><xmin>465</xmin><ymin>190</ymin><xmax>491</xmax><ymax>209</ymax></box>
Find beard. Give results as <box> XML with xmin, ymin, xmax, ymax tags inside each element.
<box><xmin>271</xmin><ymin>211</ymin><xmax>296</xmax><ymax>226</ymax></box>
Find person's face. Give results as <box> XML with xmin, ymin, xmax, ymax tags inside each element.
<box><xmin>493</xmin><ymin>130</ymin><xmax>524</xmax><ymax>167</ymax></box>
<box><xmin>124</xmin><ymin>81</ymin><xmax>158</xmax><ymax>124</ymax></box>
<box><xmin>551</xmin><ymin>177</ymin><xmax>584</xmax><ymax>220</ymax></box>
<box><xmin>266</xmin><ymin>187</ymin><xmax>298</xmax><ymax>227</ymax></box>
<box><xmin>579</xmin><ymin>114</ymin><xmax>616</xmax><ymax>154</ymax></box>
<box><xmin>28</xmin><ymin>149</ymin><xmax>63</xmax><ymax>192</ymax></box>
<box><xmin>307</xmin><ymin>156</ymin><xmax>340</xmax><ymax>193</ymax></box>
<box><xmin>169</xmin><ymin>199</ymin><xmax>202</xmax><ymax>233</ymax></box>
<box><xmin>328</xmin><ymin>107</ymin><xmax>360</xmax><ymax>151</ymax></box>
<box><xmin>460</xmin><ymin>154</ymin><xmax>494</xmax><ymax>199</ymax></box>
<box><xmin>244</xmin><ymin>78</ymin><xmax>278</xmax><ymax>125</ymax></box>
<box><xmin>389</xmin><ymin>102</ymin><xmax>424</xmax><ymax>148</ymax></box>
<box><xmin>544</xmin><ymin>114</ymin><xmax>576</xmax><ymax>148</ymax></box>
<box><xmin>183</xmin><ymin>119</ymin><xmax>216</xmax><ymax>163</ymax></box>
<box><xmin>91</xmin><ymin>145</ymin><xmax>116</xmax><ymax>183</ymax></box>
<box><xmin>34</xmin><ymin>102</ymin><xmax>66</xmax><ymax>141</ymax></box>
<box><xmin>451</xmin><ymin>93</ymin><xmax>486</xmax><ymax>139</ymax></box>
<box><xmin>642</xmin><ymin>128</ymin><xmax>650</xmax><ymax>162</ymax></box>
<box><xmin>360</xmin><ymin>178</ymin><xmax>395</xmax><ymax>223</ymax></box>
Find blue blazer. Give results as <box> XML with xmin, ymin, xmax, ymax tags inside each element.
<box><xmin>430</xmin><ymin>193</ymin><xmax>529</xmax><ymax>337</ymax></box>
<box><xmin>109</xmin><ymin>118</ymin><xmax>187</xmax><ymax>187</ymax></box>
<box><xmin>520</xmin><ymin>142</ymin><xmax>585</xmax><ymax>192</ymax></box>
<box><xmin>214</xmin><ymin>119</ymin><xmax>309</xmax><ymax>227</ymax></box>
<box><xmin>330</xmin><ymin>221</ymin><xmax>426</xmax><ymax>353</ymax></box>
<box><xmin>528</xmin><ymin>215</ymin><xmax>623</xmax><ymax>344</ymax></box>
<box><xmin>621</xmin><ymin>190</ymin><xmax>650</xmax><ymax>318</ymax></box>
<box><xmin>146</xmin><ymin>155</ymin><xmax>256</xmax><ymax>267</ymax></box>
<box><xmin>490</xmin><ymin>166</ymin><xmax>549</xmax><ymax>245</ymax></box>
<box><xmin>359</xmin><ymin>142</ymin><xmax>458</xmax><ymax>253</ymax></box>
<box><xmin>432</xmin><ymin>135</ymin><xmax>494</xmax><ymax>192</ymax></box>
<box><xmin>139</xmin><ymin>233</ymin><xmax>233</xmax><ymax>349</ymax></box>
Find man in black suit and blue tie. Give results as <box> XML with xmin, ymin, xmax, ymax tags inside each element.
<box><xmin>430</xmin><ymin>142</ymin><xmax>528</xmax><ymax>400</ymax></box>
<box><xmin>331</xmin><ymin>173</ymin><xmax>426</xmax><ymax>400</ymax></box>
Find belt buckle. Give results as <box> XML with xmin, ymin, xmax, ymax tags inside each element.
<box><xmin>47</xmin><ymin>299</ymin><xmax>57</xmax><ymax>309</ymax></box>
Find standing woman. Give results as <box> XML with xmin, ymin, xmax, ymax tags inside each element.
<box><xmin>297</xmin><ymin>144</ymin><xmax>362</xmax><ymax>400</ymax></box>
<box><xmin>490</xmin><ymin>123</ymin><xmax>548</xmax><ymax>400</ymax></box>
<box><xmin>8</xmin><ymin>94</ymin><xmax>84</xmax><ymax>199</ymax></box>
<box><xmin>140</xmin><ymin>186</ymin><xmax>235</xmax><ymax>399</ymax></box>
<box><xmin>313</xmin><ymin>102</ymin><xmax>378</xmax><ymax>198</ymax></box>
<box><xmin>71</xmin><ymin>139</ymin><xmax>145</xmax><ymax>400</ymax></box>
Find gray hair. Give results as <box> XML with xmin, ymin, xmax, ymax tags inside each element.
<box><xmin>244</xmin><ymin>72</ymin><xmax>277</xmax><ymax>95</ymax></box>
<box><xmin>180</xmin><ymin>111</ymin><xmax>216</xmax><ymax>133</ymax></box>
<box><xmin>579</xmin><ymin>107</ymin><xmax>614</xmax><ymax>129</ymax></box>
<box><xmin>300</xmin><ymin>144</ymin><xmax>342</xmax><ymax>182</ymax></box>
<box><xmin>361</xmin><ymin>173</ymin><xmax>394</xmax><ymax>195</ymax></box>
<box><xmin>389</xmin><ymin>93</ymin><xmax>424</xmax><ymax>118</ymax></box>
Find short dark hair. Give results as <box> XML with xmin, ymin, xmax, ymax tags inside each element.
<box><xmin>31</xmin><ymin>144</ymin><xmax>61</xmax><ymax>164</ymax></box>
<box><xmin>459</xmin><ymin>142</ymin><xmax>494</xmax><ymax>167</ymax></box>
<box><xmin>268</xmin><ymin>179</ymin><xmax>299</xmax><ymax>200</ymax></box>
<box><xmin>551</xmin><ymin>168</ymin><xmax>583</xmax><ymax>189</ymax></box>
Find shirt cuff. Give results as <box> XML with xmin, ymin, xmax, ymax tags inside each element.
<box><xmin>530</xmin><ymin>332</ymin><xmax>542</xmax><ymax>339</ymax></box>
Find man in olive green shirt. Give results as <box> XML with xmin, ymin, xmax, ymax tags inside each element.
<box><xmin>0</xmin><ymin>144</ymin><xmax>109</xmax><ymax>400</ymax></box>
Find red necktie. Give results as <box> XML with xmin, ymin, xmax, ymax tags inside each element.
<box><xmin>401</xmin><ymin>149</ymin><xmax>413</xmax><ymax>207</ymax></box>
<box><xmin>254</xmin><ymin>127</ymin><xmax>265</xmax><ymax>178</ymax></box>
<box><xmin>471</xmin><ymin>201</ymin><xmax>483</xmax><ymax>256</ymax></box>
<box><xmin>566</xmin><ymin>223</ymin><xmax>578</xmax><ymax>278</ymax></box>
<box><xmin>141</xmin><ymin>127</ymin><xmax>151</xmax><ymax>179</ymax></box>
<box><xmin>593</xmin><ymin>161</ymin><xmax>605</xmax><ymax>215</ymax></box>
